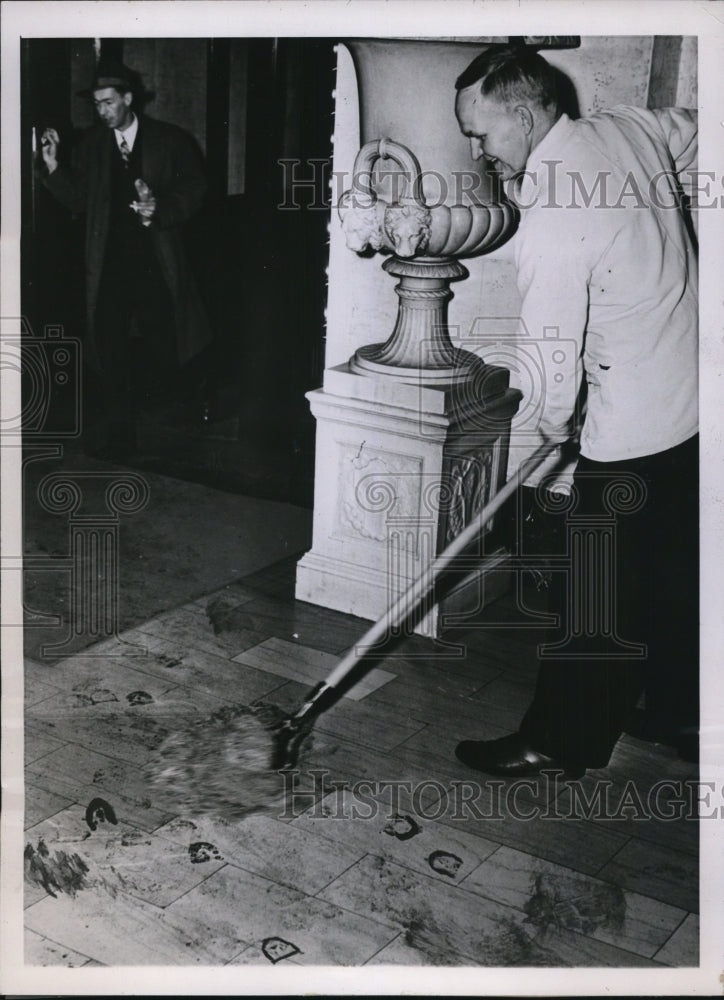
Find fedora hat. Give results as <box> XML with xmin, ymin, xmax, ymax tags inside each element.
<box><xmin>77</xmin><ymin>60</ymin><xmax>147</xmax><ymax>98</ymax></box>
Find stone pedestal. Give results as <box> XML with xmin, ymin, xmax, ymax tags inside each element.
<box><xmin>295</xmin><ymin>361</ymin><xmax>521</xmax><ymax>637</ymax></box>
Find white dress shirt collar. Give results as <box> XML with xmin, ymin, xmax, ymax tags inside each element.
<box><xmin>508</xmin><ymin>113</ymin><xmax>573</xmax><ymax>208</ymax></box>
<box><xmin>114</xmin><ymin>113</ymin><xmax>138</xmax><ymax>153</ymax></box>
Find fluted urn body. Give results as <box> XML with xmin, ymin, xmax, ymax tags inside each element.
<box><xmin>340</xmin><ymin>40</ymin><xmax>519</xmax><ymax>384</ymax></box>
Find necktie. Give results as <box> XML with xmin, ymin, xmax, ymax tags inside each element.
<box><xmin>119</xmin><ymin>136</ymin><xmax>130</xmax><ymax>166</ymax></box>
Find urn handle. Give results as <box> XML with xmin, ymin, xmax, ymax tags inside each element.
<box><xmin>339</xmin><ymin>138</ymin><xmax>431</xmax><ymax>258</ymax></box>
<box><xmin>352</xmin><ymin>137</ymin><xmax>426</xmax><ymax>207</ymax></box>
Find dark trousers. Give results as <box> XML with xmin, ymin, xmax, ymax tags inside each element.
<box><xmin>519</xmin><ymin>435</ymin><xmax>699</xmax><ymax>770</ymax></box>
<box><xmin>94</xmin><ymin>244</ymin><xmax>175</xmax><ymax>441</ymax></box>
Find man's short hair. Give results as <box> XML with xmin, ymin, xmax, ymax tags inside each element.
<box><xmin>455</xmin><ymin>44</ymin><xmax>559</xmax><ymax>112</ymax></box>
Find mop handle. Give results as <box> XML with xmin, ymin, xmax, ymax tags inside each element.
<box><xmin>321</xmin><ymin>439</ymin><xmax>561</xmax><ymax>691</ymax></box>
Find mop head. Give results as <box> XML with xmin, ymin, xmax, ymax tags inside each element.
<box><xmin>145</xmin><ymin>703</ymin><xmax>295</xmax><ymax>821</ymax></box>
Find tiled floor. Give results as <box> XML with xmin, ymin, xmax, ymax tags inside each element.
<box><xmin>24</xmin><ymin>557</ymin><xmax>699</xmax><ymax>968</ymax></box>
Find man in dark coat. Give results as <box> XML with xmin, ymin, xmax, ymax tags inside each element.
<box><xmin>41</xmin><ymin>61</ymin><xmax>212</xmax><ymax>457</ymax></box>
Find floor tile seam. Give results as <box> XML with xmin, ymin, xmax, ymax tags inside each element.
<box><xmin>468</xmin><ymin>675</ymin><xmax>524</xmax><ymax>697</ymax></box>
<box><xmin>84</xmin><ymin>650</ymin><xmax>250</xmax><ymax>687</ymax></box>
<box><xmin>166</xmin><ymin>855</ymin><xmax>401</xmax><ymax>937</ymax></box>
<box><xmin>455</xmin><ymin>866</ymin><xmax>688</xmax><ymax>957</ymax></box>
<box><xmin>362</xmin><ymin>697</ymin><xmax>496</xmax><ymax>731</ymax></box>
<box><xmin>359</xmin><ymin>684</ymin><xmax>512</xmax><ymax>717</ymax></box>
<box><xmin>304</xmin><ymin>846</ymin><xmax>377</xmax><ymax>897</ymax></box>
<box><xmin>321</xmin><ymin>874</ymin><xmax>558</xmax><ymax>968</ymax></box>
<box><xmin>453</xmin><ymin>857</ymin><xmax>667</xmax><ymax>940</ymax></box>
<box><xmin>23</xmin><ymin>796</ymin><xmax>77</xmax><ymax>831</ymax></box>
<box><xmin>368</xmin><ymin>649</ymin><xmax>508</xmax><ymax>675</ymax></box>
<box><xmin>153</xmin><ymin>859</ymin><xmax>235</xmax><ymax>911</ymax></box>
<box><xmin>21</xmin><ymin>734</ymin><xmax>151</xmax><ymax>770</ymax></box>
<box><xmin>460</xmin><ymin>846</ymin><xmax>691</xmax><ymax>919</ymax></box>
<box><xmin>23</xmin><ymin>753</ymin><xmax>141</xmax><ymax>801</ymax></box>
<box><xmin>23</xmin><ymin>929</ymin><xmax>96</xmax><ymax>966</ymax></box>
<box><xmin>589</xmin><ymin>840</ymin><xmax>699</xmax><ymax>913</ymax></box>
<box><xmin>24</xmin><ymin>895</ymin><xmax>49</xmax><ymax>910</ymax></box>
<box><xmin>160</xmin><ymin>851</ymin><xmax>314</xmax><ymax>901</ymax></box>
<box><xmin>614</xmin><ymin>827</ymin><xmax>699</xmax><ymax>859</ymax></box>
<box><xmin>384</xmin><ymin>720</ymin><xmax>460</xmax><ymax>755</ymax></box>
<box><xmin>360</xmin><ymin>930</ymin><xmax>407</xmax><ymax>965</ymax></box>
<box><xmin>362</xmin><ymin>932</ymin><xmax>482</xmax><ymax>968</ymax></box>
<box><xmin>22</xmin><ymin>775</ymin><xmax>175</xmax><ymax>834</ymax></box>
<box><xmin>158</xmin><ymin>844</ymin><xmax>360</xmax><ymax>902</ymax></box>
<box><xmin>591</xmin><ymin>832</ymin><xmax>638</xmax><ymax>877</ymax></box>
<box><xmin>28</xmin><ymin>655</ymin><xmax>196</xmax><ymax>697</ymax></box>
<box><xmin>24</xmin><ymin>743</ymin><xmax>72</xmax><ymax>767</ymax></box>
<box><xmin>310</xmin><ymin>717</ymin><xmax>429</xmax><ymax>752</ymax></box>
<box><xmin>318</xmin><ymin>848</ymin><xmax>547</xmax><ymax>923</ymax></box>
<box><xmin>650</xmin><ymin>910</ymin><xmax>697</xmax><ymax>964</ymax></box>
<box><xmin>23</xmin><ymin>800</ymin><xmax>179</xmax><ymax>844</ymax></box>
<box><xmin>24</xmin><ymin>682</ymin><xmax>71</xmax><ymax>708</ymax></box>
<box><xmin>130</xmin><ymin>625</ymin><xmax>251</xmax><ymax>660</ymax></box>
<box><xmin>433</xmin><ymin>815</ymin><xmax>620</xmax><ymax>877</ymax></box>
<box><xmin>518</xmin><ymin>923</ymin><xmax>669</xmax><ymax>965</ymax></box>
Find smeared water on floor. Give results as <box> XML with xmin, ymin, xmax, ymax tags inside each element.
<box><xmin>24</xmin><ymin>838</ymin><xmax>92</xmax><ymax>898</ymax></box>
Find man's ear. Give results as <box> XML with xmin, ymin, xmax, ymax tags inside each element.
<box><xmin>123</xmin><ymin>92</ymin><xmax>133</xmax><ymax>108</ymax></box>
<box><xmin>514</xmin><ymin>105</ymin><xmax>534</xmax><ymax>134</ymax></box>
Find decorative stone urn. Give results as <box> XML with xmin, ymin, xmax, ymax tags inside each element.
<box><xmin>295</xmin><ymin>39</ymin><xmax>524</xmax><ymax>638</ymax></box>
<box><xmin>338</xmin><ymin>136</ymin><xmax>518</xmax><ymax>384</ymax></box>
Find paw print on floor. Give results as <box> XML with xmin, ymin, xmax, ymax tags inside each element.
<box><xmin>127</xmin><ymin>691</ymin><xmax>154</xmax><ymax>706</ymax></box>
<box><xmin>188</xmin><ymin>841</ymin><xmax>223</xmax><ymax>864</ymax></box>
<box><xmin>262</xmin><ymin>937</ymin><xmax>301</xmax><ymax>963</ymax></box>
<box><xmin>85</xmin><ymin>798</ymin><xmax>118</xmax><ymax>831</ymax></box>
<box><xmin>427</xmin><ymin>850</ymin><xmax>463</xmax><ymax>879</ymax></box>
<box><xmin>73</xmin><ymin>688</ymin><xmax>118</xmax><ymax>706</ymax></box>
<box><xmin>383</xmin><ymin>813</ymin><xmax>421</xmax><ymax>841</ymax></box>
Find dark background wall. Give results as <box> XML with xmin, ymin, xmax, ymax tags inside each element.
<box><xmin>21</xmin><ymin>37</ymin><xmax>336</xmax><ymax>507</ymax></box>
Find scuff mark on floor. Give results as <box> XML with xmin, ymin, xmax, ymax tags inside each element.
<box><xmin>524</xmin><ymin>872</ymin><xmax>626</xmax><ymax>936</ymax></box>
<box><xmin>73</xmin><ymin>688</ymin><xmax>118</xmax><ymax>706</ymax></box>
<box><xmin>24</xmin><ymin>838</ymin><xmax>91</xmax><ymax>898</ymax></box>
<box><xmin>205</xmin><ymin>593</ymin><xmax>250</xmax><ymax>636</ymax></box>
<box><xmin>156</xmin><ymin>653</ymin><xmax>183</xmax><ymax>669</ymax></box>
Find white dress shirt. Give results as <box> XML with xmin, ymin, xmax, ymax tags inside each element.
<box><xmin>114</xmin><ymin>113</ymin><xmax>138</xmax><ymax>153</ymax></box>
<box><xmin>509</xmin><ymin>107</ymin><xmax>698</xmax><ymax>463</ymax></box>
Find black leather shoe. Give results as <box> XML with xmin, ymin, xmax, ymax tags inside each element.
<box><xmin>455</xmin><ymin>733</ymin><xmax>585</xmax><ymax>779</ymax></box>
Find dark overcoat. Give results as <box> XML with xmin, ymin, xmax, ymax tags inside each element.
<box><xmin>44</xmin><ymin>115</ymin><xmax>212</xmax><ymax>370</ymax></box>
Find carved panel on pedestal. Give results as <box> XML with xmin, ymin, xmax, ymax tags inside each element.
<box><xmin>442</xmin><ymin>449</ymin><xmax>494</xmax><ymax>547</ymax></box>
<box><xmin>334</xmin><ymin>441</ymin><xmax>425</xmax><ymax>549</ymax></box>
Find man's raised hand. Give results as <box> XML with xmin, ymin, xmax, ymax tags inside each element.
<box><xmin>40</xmin><ymin>128</ymin><xmax>60</xmax><ymax>173</ymax></box>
